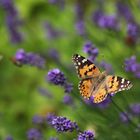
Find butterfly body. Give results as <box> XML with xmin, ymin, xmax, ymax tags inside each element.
<box><xmin>72</xmin><ymin>54</ymin><xmax>132</xmax><ymax>103</ymax></box>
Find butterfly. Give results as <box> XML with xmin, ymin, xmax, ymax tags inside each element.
<box><xmin>72</xmin><ymin>54</ymin><xmax>133</xmax><ymax>103</ymax></box>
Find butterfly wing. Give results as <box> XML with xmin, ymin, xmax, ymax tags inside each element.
<box><xmin>72</xmin><ymin>54</ymin><xmax>101</xmax><ymax>79</ymax></box>
<box><xmin>92</xmin><ymin>82</ymin><xmax>108</xmax><ymax>103</ymax></box>
<box><xmin>106</xmin><ymin>75</ymin><xmax>133</xmax><ymax>95</ymax></box>
<box><xmin>79</xmin><ymin>78</ymin><xmax>93</xmax><ymax>99</ymax></box>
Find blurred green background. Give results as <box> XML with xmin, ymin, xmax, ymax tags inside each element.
<box><xmin>0</xmin><ymin>0</ymin><xmax>140</xmax><ymax>140</ymax></box>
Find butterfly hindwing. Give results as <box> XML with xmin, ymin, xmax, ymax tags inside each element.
<box><xmin>92</xmin><ymin>82</ymin><xmax>108</xmax><ymax>103</ymax></box>
<box><xmin>106</xmin><ymin>75</ymin><xmax>132</xmax><ymax>95</ymax></box>
<box><xmin>79</xmin><ymin>78</ymin><xmax>93</xmax><ymax>99</ymax></box>
<box><xmin>72</xmin><ymin>54</ymin><xmax>101</xmax><ymax>78</ymax></box>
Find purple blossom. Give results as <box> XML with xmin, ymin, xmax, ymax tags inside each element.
<box><xmin>119</xmin><ymin>112</ymin><xmax>131</xmax><ymax>123</ymax></box>
<box><xmin>92</xmin><ymin>10</ymin><xmax>104</xmax><ymax>25</ymax></box>
<box><xmin>100</xmin><ymin>61</ymin><xmax>113</xmax><ymax>74</ymax></box>
<box><xmin>27</xmin><ymin>128</ymin><xmax>42</xmax><ymax>140</ymax></box>
<box><xmin>48</xmin><ymin>114</ymin><xmax>78</xmax><ymax>132</ymax></box>
<box><xmin>127</xmin><ymin>23</ymin><xmax>140</xmax><ymax>43</ymax></box>
<box><xmin>44</xmin><ymin>22</ymin><xmax>62</xmax><ymax>39</ymax></box>
<box><xmin>83</xmin><ymin>41</ymin><xmax>98</xmax><ymax>62</ymax></box>
<box><xmin>46</xmin><ymin>113</ymin><xmax>56</xmax><ymax>124</ymax></box>
<box><xmin>77</xmin><ymin>130</ymin><xmax>94</xmax><ymax>140</ymax></box>
<box><xmin>32</xmin><ymin>115</ymin><xmax>44</xmax><ymax>125</ymax></box>
<box><xmin>63</xmin><ymin>95</ymin><xmax>73</xmax><ymax>105</ymax></box>
<box><xmin>47</xmin><ymin>48</ymin><xmax>60</xmax><ymax>62</ymax></box>
<box><xmin>75</xmin><ymin>2</ymin><xmax>84</xmax><ymax>21</ymax></box>
<box><xmin>5</xmin><ymin>135</ymin><xmax>13</xmax><ymax>140</ymax></box>
<box><xmin>116</xmin><ymin>2</ymin><xmax>134</xmax><ymax>22</ymax></box>
<box><xmin>92</xmin><ymin>10</ymin><xmax>119</xmax><ymax>30</ymax></box>
<box><xmin>75</xmin><ymin>20</ymin><xmax>86</xmax><ymax>36</ymax></box>
<box><xmin>0</xmin><ymin>0</ymin><xmax>23</xmax><ymax>43</ymax></box>
<box><xmin>38</xmin><ymin>87</ymin><xmax>53</xmax><ymax>98</ymax></box>
<box><xmin>124</xmin><ymin>55</ymin><xmax>140</xmax><ymax>78</ymax></box>
<box><xmin>129</xmin><ymin>103</ymin><xmax>140</xmax><ymax>115</ymax></box>
<box><xmin>63</xmin><ymin>83</ymin><xmax>73</xmax><ymax>94</ymax></box>
<box><xmin>47</xmin><ymin>68</ymin><xmax>66</xmax><ymax>85</ymax></box>
<box><xmin>14</xmin><ymin>49</ymin><xmax>46</xmax><ymax>69</ymax></box>
<box><xmin>98</xmin><ymin>15</ymin><xmax>119</xmax><ymax>30</ymax></box>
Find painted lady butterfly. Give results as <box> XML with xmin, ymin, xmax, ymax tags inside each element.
<box><xmin>72</xmin><ymin>54</ymin><xmax>133</xmax><ymax>103</ymax></box>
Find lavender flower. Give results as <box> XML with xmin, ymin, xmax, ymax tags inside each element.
<box><xmin>32</xmin><ymin>115</ymin><xmax>44</xmax><ymax>125</ymax></box>
<box><xmin>46</xmin><ymin>113</ymin><xmax>56</xmax><ymax>125</ymax></box>
<box><xmin>38</xmin><ymin>87</ymin><xmax>53</xmax><ymax>98</ymax></box>
<box><xmin>75</xmin><ymin>20</ymin><xmax>86</xmax><ymax>36</ymax></box>
<box><xmin>92</xmin><ymin>10</ymin><xmax>119</xmax><ymax>30</ymax></box>
<box><xmin>83</xmin><ymin>41</ymin><xmax>98</xmax><ymax>62</ymax></box>
<box><xmin>27</xmin><ymin>128</ymin><xmax>42</xmax><ymax>140</ymax></box>
<box><xmin>75</xmin><ymin>2</ymin><xmax>84</xmax><ymax>21</ymax></box>
<box><xmin>77</xmin><ymin>130</ymin><xmax>94</xmax><ymax>140</ymax></box>
<box><xmin>63</xmin><ymin>82</ymin><xmax>73</xmax><ymax>94</ymax></box>
<box><xmin>47</xmin><ymin>68</ymin><xmax>73</xmax><ymax>94</ymax></box>
<box><xmin>14</xmin><ymin>49</ymin><xmax>46</xmax><ymax>69</ymax></box>
<box><xmin>47</xmin><ymin>114</ymin><xmax>78</xmax><ymax>132</ymax></box>
<box><xmin>47</xmin><ymin>68</ymin><xmax>66</xmax><ymax>85</ymax></box>
<box><xmin>126</xmin><ymin>22</ymin><xmax>140</xmax><ymax>44</ymax></box>
<box><xmin>63</xmin><ymin>95</ymin><xmax>73</xmax><ymax>105</ymax></box>
<box><xmin>0</xmin><ymin>0</ymin><xmax>23</xmax><ymax>43</ymax></box>
<box><xmin>100</xmin><ymin>61</ymin><xmax>113</xmax><ymax>74</ymax></box>
<box><xmin>124</xmin><ymin>55</ymin><xmax>140</xmax><ymax>78</ymax></box>
<box><xmin>116</xmin><ymin>2</ymin><xmax>134</xmax><ymax>22</ymax></box>
<box><xmin>99</xmin><ymin>15</ymin><xmax>119</xmax><ymax>30</ymax></box>
<box><xmin>119</xmin><ymin>112</ymin><xmax>131</xmax><ymax>123</ymax></box>
<box><xmin>5</xmin><ymin>135</ymin><xmax>13</xmax><ymax>140</ymax></box>
<box><xmin>44</xmin><ymin>22</ymin><xmax>62</xmax><ymax>39</ymax></box>
<box><xmin>47</xmin><ymin>48</ymin><xmax>60</xmax><ymax>62</ymax></box>
<box><xmin>92</xmin><ymin>10</ymin><xmax>104</xmax><ymax>25</ymax></box>
<box><xmin>129</xmin><ymin>103</ymin><xmax>140</xmax><ymax>115</ymax></box>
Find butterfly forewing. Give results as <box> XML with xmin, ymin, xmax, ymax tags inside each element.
<box><xmin>106</xmin><ymin>75</ymin><xmax>133</xmax><ymax>94</ymax></box>
<box><xmin>72</xmin><ymin>54</ymin><xmax>101</xmax><ymax>78</ymax></box>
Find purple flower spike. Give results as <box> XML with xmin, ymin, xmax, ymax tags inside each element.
<box><xmin>119</xmin><ymin>112</ymin><xmax>131</xmax><ymax>123</ymax></box>
<box><xmin>83</xmin><ymin>41</ymin><xmax>98</xmax><ymax>62</ymax></box>
<box><xmin>46</xmin><ymin>113</ymin><xmax>56</xmax><ymax>124</ymax></box>
<box><xmin>1</xmin><ymin>0</ymin><xmax>23</xmax><ymax>44</ymax></box>
<box><xmin>116</xmin><ymin>2</ymin><xmax>134</xmax><ymax>22</ymax></box>
<box><xmin>100</xmin><ymin>61</ymin><xmax>113</xmax><ymax>74</ymax></box>
<box><xmin>44</xmin><ymin>22</ymin><xmax>62</xmax><ymax>39</ymax></box>
<box><xmin>48</xmin><ymin>114</ymin><xmax>78</xmax><ymax>132</ymax></box>
<box><xmin>47</xmin><ymin>68</ymin><xmax>66</xmax><ymax>85</ymax></box>
<box><xmin>64</xmin><ymin>82</ymin><xmax>73</xmax><ymax>94</ymax></box>
<box><xmin>75</xmin><ymin>20</ymin><xmax>86</xmax><ymax>36</ymax></box>
<box><xmin>5</xmin><ymin>135</ymin><xmax>13</xmax><ymax>140</ymax></box>
<box><xmin>32</xmin><ymin>115</ymin><xmax>44</xmax><ymax>125</ymax></box>
<box><xmin>78</xmin><ymin>130</ymin><xmax>94</xmax><ymax>140</ymax></box>
<box><xmin>129</xmin><ymin>103</ymin><xmax>140</xmax><ymax>115</ymax></box>
<box><xmin>124</xmin><ymin>55</ymin><xmax>140</xmax><ymax>78</ymax></box>
<box><xmin>14</xmin><ymin>49</ymin><xmax>46</xmax><ymax>69</ymax></box>
<box><xmin>27</xmin><ymin>128</ymin><xmax>42</xmax><ymax>140</ymax></box>
<box><xmin>63</xmin><ymin>95</ymin><xmax>73</xmax><ymax>105</ymax></box>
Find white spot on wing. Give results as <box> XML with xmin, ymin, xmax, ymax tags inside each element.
<box><xmin>121</xmin><ymin>78</ymin><xmax>125</xmax><ymax>83</ymax></box>
<box><xmin>82</xmin><ymin>59</ymin><xmax>87</xmax><ymax>63</ymax></box>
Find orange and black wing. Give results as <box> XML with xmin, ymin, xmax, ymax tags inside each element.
<box><xmin>106</xmin><ymin>75</ymin><xmax>132</xmax><ymax>95</ymax></box>
<box><xmin>72</xmin><ymin>54</ymin><xmax>101</xmax><ymax>79</ymax></box>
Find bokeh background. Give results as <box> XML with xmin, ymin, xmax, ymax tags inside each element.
<box><xmin>0</xmin><ymin>0</ymin><xmax>140</xmax><ymax>140</ymax></box>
